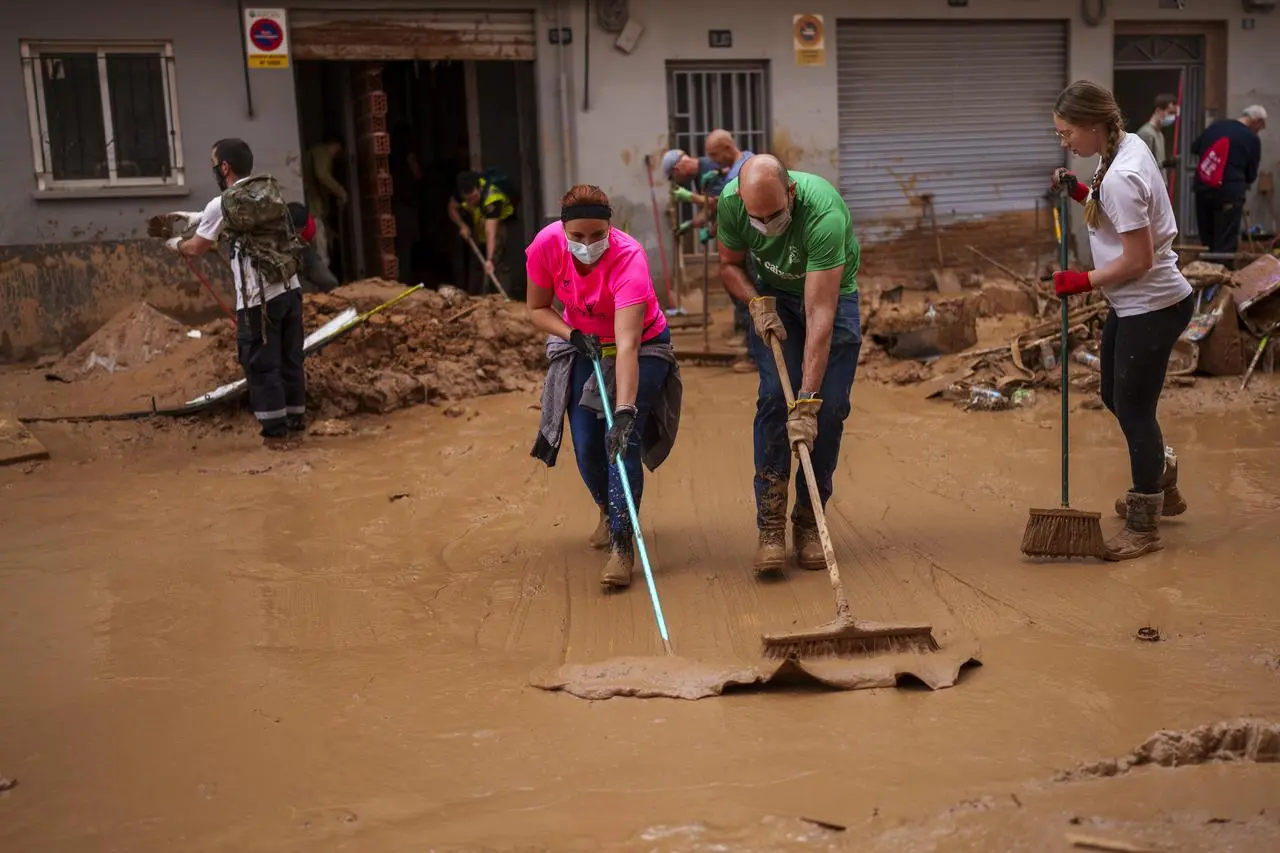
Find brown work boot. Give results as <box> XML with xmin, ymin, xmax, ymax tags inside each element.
<box><xmin>791</xmin><ymin>506</ymin><xmax>826</xmax><ymax>571</ymax></box>
<box><xmin>600</xmin><ymin>536</ymin><xmax>634</xmax><ymax>589</ymax></box>
<box><xmin>754</xmin><ymin>528</ymin><xmax>787</xmax><ymax>576</ymax></box>
<box><xmin>588</xmin><ymin>506</ymin><xmax>610</xmax><ymax>550</ymax></box>
<box><xmin>1116</xmin><ymin>447</ymin><xmax>1187</xmax><ymax>518</ymax></box>
<box><xmin>1105</xmin><ymin>492</ymin><xmax>1164</xmax><ymax>562</ymax></box>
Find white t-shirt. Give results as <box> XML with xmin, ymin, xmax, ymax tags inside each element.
<box><xmin>1087</xmin><ymin>133</ymin><xmax>1192</xmax><ymax>318</ymax></box>
<box><xmin>195</xmin><ymin>179</ymin><xmax>302</xmax><ymax>311</ymax></box>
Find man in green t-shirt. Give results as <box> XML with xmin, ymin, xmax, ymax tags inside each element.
<box><xmin>716</xmin><ymin>155</ymin><xmax>863</xmax><ymax>576</ymax></box>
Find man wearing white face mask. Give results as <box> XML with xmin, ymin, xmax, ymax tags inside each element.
<box><xmin>716</xmin><ymin>155</ymin><xmax>862</xmax><ymax>576</ymax></box>
<box><xmin>1137</xmin><ymin>94</ymin><xmax>1179</xmax><ymax>173</ymax></box>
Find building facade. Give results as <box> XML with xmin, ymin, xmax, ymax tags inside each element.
<box><xmin>2</xmin><ymin>0</ymin><xmax>1277</xmax><ymax>359</ymax></box>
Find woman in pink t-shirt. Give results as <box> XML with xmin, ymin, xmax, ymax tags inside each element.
<box><xmin>527</xmin><ymin>185</ymin><xmax>673</xmax><ymax>589</ymax></box>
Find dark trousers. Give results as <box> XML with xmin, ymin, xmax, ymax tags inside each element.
<box><xmin>237</xmin><ymin>289</ymin><xmax>307</xmax><ymax>438</ymax></box>
<box><xmin>746</xmin><ymin>289</ymin><xmax>862</xmax><ymax>530</ymax></box>
<box><xmin>464</xmin><ymin>222</ymin><xmax>509</xmax><ymax>296</ymax></box>
<box><xmin>1100</xmin><ymin>295</ymin><xmax>1194</xmax><ymax>494</ymax></box>
<box><xmin>1194</xmin><ymin>191</ymin><xmax>1245</xmax><ymax>258</ymax></box>
<box><xmin>566</xmin><ymin>329</ymin><xmax>673</xmax><ymax>544</ymax></box>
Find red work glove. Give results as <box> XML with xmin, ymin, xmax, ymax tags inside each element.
<box><xmin>1052</xmin><ymin>169</ymin><xmax>1089</xmax><ymax>204</ymax></box>
<box><xmin>1053</xmin><ymin>270</ymin><xmax>1093</xmax><ymax>297</ymax></box>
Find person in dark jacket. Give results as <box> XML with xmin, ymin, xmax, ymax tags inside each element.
<box><xmin>288</xmin><ymin>202</ymin><xmax>339</xmax><ymax>293</ymax></box>
<box><xmin>1190</xmin><ymin>106</ymin><xmax>1266</xmax><ymax>258</ymax></box>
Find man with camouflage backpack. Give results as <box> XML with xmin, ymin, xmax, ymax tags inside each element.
<box><xmin>167</xmin><ymin>138</ymin><xmax>307</xmax><ymax>447</ymax></box>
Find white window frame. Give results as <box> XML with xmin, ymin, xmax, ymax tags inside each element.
<box><xmin>20</xmin><ymin>40</ymin><xmax>186</xmax><ymax>194</ymax></box>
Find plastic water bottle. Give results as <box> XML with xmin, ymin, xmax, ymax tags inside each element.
<box><xmin>1011</xmin><ymin>388</ymin><xmax>1036</xmax><ymax>408</ymax></box>
<box><xmin>1040</xmin><ymin>341</ymin><xmax>1057</xmax><ymax>370</ymax></box>
<box><xmin>967</xmin><ymin>387</ymin><xmax>1009</xmax><ymax>411</ymax></box>
<box><xmin>1074</xmin><ymin>350</ymin><xmax>1101</xmax><ymax>370</ymax></box>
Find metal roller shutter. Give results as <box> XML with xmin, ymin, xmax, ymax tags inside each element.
<box><xmin>291</xmin><ymin>10</ymin><xmax>536</xmax><ymax>62</ymax></box>
<box><xmin>836</xmin><ymin>20</ymin><xmax>1066</xmax><ymax>238</ymax></box>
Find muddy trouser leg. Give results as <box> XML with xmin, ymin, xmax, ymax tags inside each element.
<box><xmin>567</xmin><ymin>352</ymin><xmax>610</xmax><ymax>511</ymax></box>
<box><xmin>1104</xmin><ymin>295</ymin><xmax>1194</xmax><ymax>494</ymax></box>
<box><xmin>748</xmin><ymin>298</ymin><xmax>800</xmax><ymax>529</ymax></box>
<box><xmin>605</xmin><ymin>329</ymin><xmax>674</xmax><ymax>542</ymax></box>
<box><xmin>312</xmin><ymin>218</ymin><xmax>331</xmax><ymax>270</ymax></box>
<box><xmin>236</xmin><ymin>302</ymin><xmax>288</xmax><ymax>438</ymax></box>
<box><xmin>275</xmin><ymin>289</ymin><xmax>307</xmax><ymax>431</ymax></box>
<box><xmin>778</xmin><ymin>290</ymin><xmax>862</xmax><ymax>520</ymax></box>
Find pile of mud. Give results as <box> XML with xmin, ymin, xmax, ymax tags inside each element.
<box><xmin>298</xmin><ymin>281</ymin><xmax>546</xmax><ymax>417</ymax></box>
<box><xmin>38</xmin><ymin>280</ymin><xmax>549</xmax><ymax>420</ymax></box>
<box><xmin>48</xmin><ymin>302</ymin><xmax>191</xmax><ymax>381</ymax></box>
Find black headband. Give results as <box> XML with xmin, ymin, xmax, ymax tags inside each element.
<box><xmin>561</xmin><ymin>203</ymin><xmax>612</xmax><ymax>222</ymax></box>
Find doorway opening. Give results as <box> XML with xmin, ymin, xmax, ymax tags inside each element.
<box><xmin>293</xmin><ymin>58</ymin><xmax>540</xmax><ymax>295</ymax></box>
<box><xmin>1114</xmin><ymin>24</ymin><xmax>1227</xmax><ymax>238</ymax></box>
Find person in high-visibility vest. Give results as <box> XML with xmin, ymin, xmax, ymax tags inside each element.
<box><xmin>448</xmin><ymin>171</ymin><xmax>516</xmax><ymax>295</ymax></box>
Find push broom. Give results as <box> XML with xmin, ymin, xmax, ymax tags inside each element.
<box><xmin>589</xmin><ymin>354</ymin><xmax>675</xmax><ymax>656</ymax></box>
<box><xmin>759</xmin><ymin>334</ymin><xmax>938</xmax><ymax>659</ymax></box>
<box><xmin>1020</xmin><ymin>191</ymin><xmax>1105</xmax><ymax>559</ymax></box>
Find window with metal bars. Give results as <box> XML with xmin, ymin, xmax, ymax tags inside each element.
<box><xmin>666</xmin><ymin>61</ymin><xmax>769</xmax><ymax>166</ymax></box>
<box><xmin>21</xmin><ymin>41</ymin><xmax>185</xmax><ymax>193</ymax></box>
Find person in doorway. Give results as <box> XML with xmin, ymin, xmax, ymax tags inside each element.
<box><xmin>530</xmin><ymin>185</ymin><xmax>683</xmax><ymax>590</ymax></box>
<box><xmin>715</xmin><ymin>155</ymin><xmax>862</xmax><ymax>576</ymax></box>
<box><xmin>288</xmin><ymin>202</ymin><xmax>339</xmax><ymax>293</ymax></box>
<box><xmin>1136</xmin><ymin>93</ymin><xmax>1179</xmax><ymax>173</ymax></box>
<box><xmin>168</xmin><ymin>138</ymin><xmax>307</xmax><ymax>448</ymax></box>
<box><xmin>1190</xmin><ymin>105</ymin><xmax>1266</xmax><ymax>258</ymax></box>
<box><xmin>390</xmin><ymin>122</ymin><xmax>423</xmax><ymax>284</ymax></box>
<box><xmin>1051</xmin><ymin>79</ymin><xmax>1194</xmax><ymax>560</ymax></box>
<box><xmin>302</xmin><ymin>132</ymin><xmax>348</xmax><ymax>271</ymax></box>
<box><xmin>448</xmin><ymin>170</ymin><xmax>515</xmax><ymax>296</ymax></box>
<box><xmin>704</xmin><ymin>129</ymin><xmax>758</xmax><ymax>372</ymax></box>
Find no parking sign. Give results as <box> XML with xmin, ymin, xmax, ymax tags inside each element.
<box><xmin>245</xmin><ymin>8</ymin><xmax>289</xmax><ymax>69</ymax></box>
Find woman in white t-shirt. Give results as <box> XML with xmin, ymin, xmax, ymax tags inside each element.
<box><xmin>1049</xmin><ymin>80</ymin><xmax>1194</xmax><ymax>562</ymax></box>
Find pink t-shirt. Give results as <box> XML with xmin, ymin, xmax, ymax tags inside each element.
<box><xmin>526</xmin><ymin>222</ymin><xmax>668</xmax><ymax>343</ymax></box>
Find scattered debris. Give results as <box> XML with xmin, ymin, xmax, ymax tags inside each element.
<box><xmin>1065</xmin><ymin>831</ymin><xmax>1157</xmax><ymax>852</ymax></box>
<box><xmin>388</xmin><ymin>492</ymin><xmax>411</xmax><ymax>502</ymax></box>
<box><xmin>1056</xmin><ymin>719</ymin><xmax>1280</xmax><ymax>782</ymax></box>
<box><xmin>0</xmin><ymin>776</ymin><xmax>15</xmax><ymax>792</ymax></box>
<box><xmin>871</xmin><ymin>298</ymin><xmax>977</xmax><ymax>359</ymax></box>
<box><xmin>309</xmin><ymin>419</ymin><xmax>354</xmax><ymax>437</ymax></box>
<box><xmin>1135</xmin><ymin>627</ymin><xmax>1161</xmax><ymax>642</ymax></box>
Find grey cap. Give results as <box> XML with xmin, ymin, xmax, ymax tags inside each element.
<box><xmin>660</xmin><ymin>149</ymin><xmax>684</xmax><ymax>181</ymax></box>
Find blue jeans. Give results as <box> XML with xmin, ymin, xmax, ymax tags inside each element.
<box><xmin>567</xmin><ymin>329</ymin><xmax>673</xmax><ymax>545</ymax></box>
<box><xmin>745</xmin><ymin>290</ymin><xmax>861</xmax><ymax>530</ymax></box>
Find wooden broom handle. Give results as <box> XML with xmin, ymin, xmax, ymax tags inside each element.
<box><xmin>767</xmin><ymin>336</ymin><xmax>852</xmax><ymax>620</ymax></box>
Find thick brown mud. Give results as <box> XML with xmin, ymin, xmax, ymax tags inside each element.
<box><xmin>1</xmin><ymin>354</ymin><xmax>1279</xmax><ymax>851</ymax></box>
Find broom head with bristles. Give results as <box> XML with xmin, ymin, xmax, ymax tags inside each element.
<box><xmin>1021</xmin><ymin>507</ymin><xmax>1105</xmax><ymax>559</ymax></box>
<box><xmin>762</xmin><ymin>618</ymin><xmax>940</xmax><ymax>659</ymax></box>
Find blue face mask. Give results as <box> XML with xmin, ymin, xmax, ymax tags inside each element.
<box><xmin>1160</xmin><ymin>113</ymin><xmax>1177</xmax><ymax>128</ymax></box>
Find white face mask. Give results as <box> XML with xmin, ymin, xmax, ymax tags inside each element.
<box><xmin>750</xmin><ymin>208</ymin><xmax>791</xmax><ymax>237</ymax></box>
<box><xmin>568</xmin><ymin>235</ymin><xmax>609</xmax><ymax>265</ymax></box>
<box><xmin>1160</xmin><ymin>113</ymin><xmax>1177</xmax><ymax>127</ymax></box>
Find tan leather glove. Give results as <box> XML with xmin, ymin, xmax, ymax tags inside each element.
<box><xmin>749</xmin><ymin>295</ymin><xmax>787</xmax><ymax>342</ymax></box>
<box><xmin>787</xmin><ymin>397</ymin><xmax>821</xmax><ymax>453</ymax></box>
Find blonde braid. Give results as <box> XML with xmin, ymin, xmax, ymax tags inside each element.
<box><xmin>1084</xmin><ymin>115</ymin><xmax>1122</xmax><ymax>229</ymax></box>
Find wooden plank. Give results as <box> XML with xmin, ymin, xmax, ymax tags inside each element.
<box><xmin>0</xmin><ymin>412</ymin><xmax>49</xmax><ymax>466</ymax></box>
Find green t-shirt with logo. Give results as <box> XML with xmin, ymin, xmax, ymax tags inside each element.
<box><xmin>716</xmin><ymin>170</ymin><xmax>860</xmax><ymax>295</ymax></box>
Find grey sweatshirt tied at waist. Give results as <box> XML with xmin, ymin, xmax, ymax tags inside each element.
<box><xmin>531</xmin><ymin>335</ymin><xmax>683</xmax><ymax>471</ymax></box>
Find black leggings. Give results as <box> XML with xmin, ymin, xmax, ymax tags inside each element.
<box><xmin>1100</xmin><ymin>295</ymin><xmax>1194</xmax><ymax>494</ymax></box>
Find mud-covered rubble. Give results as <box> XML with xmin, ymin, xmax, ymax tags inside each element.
<box><xmin>31</xmin><ymin>279</ymin><xmax>549</xmax><ymax>421</ymax></box>
<box><xmin>857</xmin><ymin>254</ymin><xmax>1280</xmax><ymax>413</ymax></box>
<box><xmin>1056</xmin><ymin>719</ymin><xmax>1280</xmax><ymax>781</ymax></box>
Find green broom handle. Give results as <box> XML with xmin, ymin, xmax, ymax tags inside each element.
<box><xmin>1059</xmin><ymin>194</ymin><xmax>1071</xmax><ymax>509</ymax></box>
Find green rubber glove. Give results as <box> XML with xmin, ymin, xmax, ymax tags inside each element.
<box><xmin>670</xmin><ymin>186</ymin><xmax>694</xmax><ymax>203</ymax></box>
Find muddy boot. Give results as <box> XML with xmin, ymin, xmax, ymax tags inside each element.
<box><xmin>588</xmin><ymin>506</ymin><xmax>610</xmax><ymax>550</ymax></box>
<box><xmin>791</xmin><ymin>506</ymin><xmax>826</xmax><ymax>571</ymax></box>
<box><xmin>753</xmin><ymin>528</ymin><xmax>787</xmax><ymax>576</ymax></box>
<box><xmin>600</xmin><ymin>535</ymin><xmax>634</xmax><ymax>589</ymax></box>
<box><xmin>1105</xmin><ymin>492</ymin><xmax>1164</xmax><ymax>562</ymax></box>
<box><xmin>1116</xmin><ymin>447</ymin><xmax>1187</xmax><ymax>518</ymax></box>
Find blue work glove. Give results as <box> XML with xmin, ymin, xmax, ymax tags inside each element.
<box><xmin>606</xmin><ymin>405</ymin><xmax>636</xmax><ymax>463</ymax></box>
<box><xmin>569</xmin><ymin>329</ymin><xmax>601</xmax><ymax>361</ymax></box>
<box><xmin>697</xmin><ymin>226</ymin><xmax>712</xmax><ymax>245</ymax></box>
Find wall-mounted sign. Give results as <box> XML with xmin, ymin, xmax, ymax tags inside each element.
<box><xmin>793</xmin><ymin>14</ymin><xmax>825</xmax><ymax>67</ymax></box>
<box><xmin>709</xmin><ymin>29</ymin><xmax>733</xmax><ymax>49</ymax></box>
<box><xmin>548</xmin><ymin>26</ymin><xmax>573</xmax><ymax>44</ymax></box>
<box><xmin>244</xmin><ymin>8</ymin><xmax>289</xmax><ymax>69</ymax></box>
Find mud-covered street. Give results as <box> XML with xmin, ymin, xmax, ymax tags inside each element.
<box><xmin>2</xmin><ymin>336</ymin><xmax>1279</xmax><ymax>851</ymax></box>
